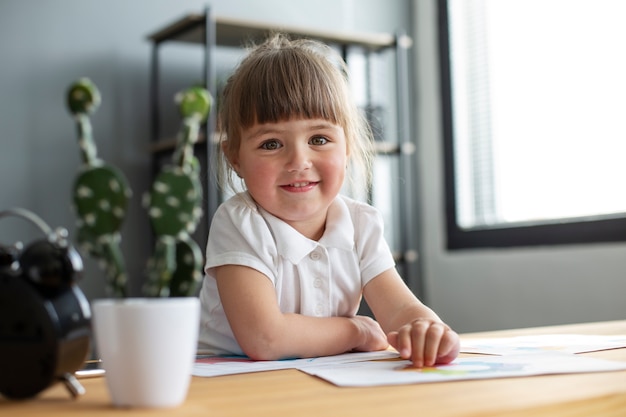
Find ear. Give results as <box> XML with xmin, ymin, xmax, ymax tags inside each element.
<box><xmin>221</xmin><ymin>140</ymin><xmax>240</xmax><ymax>173</ymax></box>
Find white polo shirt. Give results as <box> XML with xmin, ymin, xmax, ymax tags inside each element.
<box><xmin>197</xmin><ymin>192</ymin><xmax>395</xmax><ymax>356</ymax></box>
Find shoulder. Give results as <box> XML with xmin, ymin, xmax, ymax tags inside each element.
<box><xmin>214</xmin><ymin>192</ymin><xmax>259</xmax><ymax>219</ymax></box>
<box><xmin>206</xmin><ymin>192</ymin><xmax>278</xmax><ymax>278</ymax></box>
<box><xmin>211</xmin><ymin>192</ymin><xmax>269</xmax><ymax>231</ymax></box>
<box><xmin>337</xmin><ymin>196</ymin><xmax>394</xmax><ymax>284</ymax></box>
<box><xmin>334</xmin><ymin>195</ymin><xmax>387</xmax><ymax>250</ymax></box>
<box><xmin>209</xmin><ymin>192</ymin><xmax>273</xmax><ymax>249</ymax></box>
<box><xmin>337</xmin><ymin>196</ymin><xmax>395</xmax><ymax>285</ymax></box>
<box><xmin>337</xmin><ymin>195</ymin><xmax>384</xmax><ymax>226</ymax></box>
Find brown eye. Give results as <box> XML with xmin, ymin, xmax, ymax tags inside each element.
<box><xmin>261</xmin><ymin>140</ymin><xmax>281</xmax><ymax>150</ymax></box>
<box><xmin>310</xmin><ymin>136</ymin><xmax>328</xmax><ymax>146</ymax></box>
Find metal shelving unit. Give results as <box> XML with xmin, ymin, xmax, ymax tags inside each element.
<box><xmin>146</xmin><ymin>7</ymin><xmax>422</xmax><ymax>297</ymax></box>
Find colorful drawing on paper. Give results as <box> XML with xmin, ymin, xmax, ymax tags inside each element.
<box><xmin>398</xmin><ymin>360</ymin><xmax>526</xmax><ymax>376</ymax></box>
<box><xmin>300</xmin><ymin>353</ymin><xmax>626</xmax><ymax>387</ymax></box>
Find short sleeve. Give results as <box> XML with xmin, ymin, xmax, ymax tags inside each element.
<box><xmin>204</xmin><ymin>194</ymin><xmax>278</xmax><ymax>283</ymax></box>
<box><xmin>351</xmin><ymin>200</ymin><xmax>396</xmax><ymax>285</ymax></box>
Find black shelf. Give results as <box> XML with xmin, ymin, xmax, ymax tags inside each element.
<box><xmin>147</xmin><ymin>13</ymin><xmax>396</xmax><ymax>50</ymax></box>
<box><xmin>146</xmin><ymin>7</ymin><xmax>422</xmax><ymax>297</ymax></box>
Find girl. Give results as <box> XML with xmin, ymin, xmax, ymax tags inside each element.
<box><xmin>198</xmin><ymin>33</ymin><xmax>460</xmax><ymax>368</ymax></box>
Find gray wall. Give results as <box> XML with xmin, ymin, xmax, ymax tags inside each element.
<box><xmin>0</xmin><ymin>0</ymin><xmax>411</xmax><ymax>300</ymax></box>
<box><xmin>412</xmin><ymin>0</ymin><xmax>626</xmax><ymax>333</ymax></box>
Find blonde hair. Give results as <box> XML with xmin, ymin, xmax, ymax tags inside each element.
<box><xmin>217</xmin><ymin>33</ymin><xmax>374</xmax><ymax>194</ymax></box>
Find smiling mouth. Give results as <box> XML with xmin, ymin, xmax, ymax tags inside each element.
<box><xmin>281</xmin><ymin>181</ymin><xmax>319</xmax><ymax>191</ymax></box>
<box><xmin>288</xmin><ymin>181</ymin><xmax>315</xmax><ymax>187</ymax></box>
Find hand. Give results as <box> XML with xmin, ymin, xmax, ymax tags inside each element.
<box><xmin>387</xmin><ymin>318</ymin><xmax>460</xmax><ymax>368</ymax></box>
<box><xmin>350</xmin><ymin>315</ymin><xmax>390</xmax><ymax>352</ymax></box>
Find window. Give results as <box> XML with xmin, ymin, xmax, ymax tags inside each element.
<box><xmin>439</xmin><ymin>0</ymin><xmax>626</xmax><ymax>249</ymax></box>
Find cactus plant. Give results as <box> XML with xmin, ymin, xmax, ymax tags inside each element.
<box><xmin>67</xmin><ymin>78</ymin><xmax>131</xmax><ymax>298</ymax></box>
<box><xmin>143</xmin><ymin>86</ymin><xmax>211</xmax><ymax>297</ymax></box>
<box><xmin>66</xmin><ymin>79</ymin><xmax>210</xmax><ymax>298</ymax></box>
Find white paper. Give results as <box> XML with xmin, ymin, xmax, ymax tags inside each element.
<box><xmin>460</xmin><ymin>334</ymin><xmax>626</xmax><ymax>356</ymax></box>
<box><xmin>300</xmin><ymin>352</ymin><xmax>626</xmax><ymax>387</ymax></box>
<box><xmin>192</xmin><ymin>350</ymin><xmax>400</xmax><ymax>377</ymax></box>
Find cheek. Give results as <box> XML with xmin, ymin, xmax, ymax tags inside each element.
<box><xmin>239</xmin><ymin>159</ymin><xmax>276</xmax><ymax>188</ymax></box>
<box><xmin>322</xmin><ymin>154</ymin><xmax>348</xmax><ymax>180</ymax></box>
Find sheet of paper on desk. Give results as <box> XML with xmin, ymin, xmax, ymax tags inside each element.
<box><xmin>460</xmin><ymin>334</ymin><xmax>626</xmax><ymax>356</ymax></box>
<box><xmin>192</xmin><ymin>350</ymin><xmax>399</xmax><ymax>377</ymax></box>
<box><xmin>300</xmin><ymin>352</ymin><xmax>626</xmax><ymax>387</ymax></box>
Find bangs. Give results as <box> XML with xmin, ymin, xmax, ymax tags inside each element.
<box><xmin>233</xmin><ymin>42</ymin><xmax>348</xmax><ymax>128</ymax></box>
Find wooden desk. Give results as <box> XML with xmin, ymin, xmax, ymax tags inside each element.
<box><xmin>2</xmin><ymin>320</ymin><xmax>626</xmax><ymax>416</ymax></box>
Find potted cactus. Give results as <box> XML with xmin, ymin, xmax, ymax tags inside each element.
<box><xmin>66</xmin><ymin>78</ymin><xmax>211</xmax><ymax>298</ymax></box>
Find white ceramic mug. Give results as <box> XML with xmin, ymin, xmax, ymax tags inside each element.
<box><xmin>92</xmin><ymin>297</ymin><xmax>200</xmax><ymax>408</ymax></box>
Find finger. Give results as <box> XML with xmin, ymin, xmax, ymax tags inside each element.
<box><xmin>423</xmin><ymin>323</ymin><xmax>445</xmax><ymax>366</ymax></box>
<box><xmin>395</xmin><ymin>327</ymin><xmax>412</xmax><ymax>359</ymax></box>
<box><xmin>410</xmin><ymin>320</ymin><xmax>430</xmax><ymax>367</ymax></box>
<box><xmin>436</xmin><ymin>330</ymin><xmax>461</xmax><ymax>364</ymax></box>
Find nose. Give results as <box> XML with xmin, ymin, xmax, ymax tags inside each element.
<box><xmin>285</xmin><ymin>144</ymin><xmax>312</xmax><ymax>172</ymax></box>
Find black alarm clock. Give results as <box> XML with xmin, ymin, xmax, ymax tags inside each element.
<box><xmin>0</xmin><ymin>208</ymin><xmax>91</xmax><ymax>400</ymax></box>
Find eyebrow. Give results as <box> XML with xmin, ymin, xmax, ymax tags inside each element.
<box><xmin>246</xmin><ymin>126</ymin><xmax>285</xmax><ymax>138</ymax></box>
<box><xmin>309</xmin><ymin>122</ymin><xmax>339</xmax><ymax>131</ymax></box>
<box><xmin>247</xmin><ymin>121</ymin><xmax>339</xmax><ymax>138</ymax></box>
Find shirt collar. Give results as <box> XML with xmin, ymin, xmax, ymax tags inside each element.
<box><xmin>257</xmin><ymin>196</ymin><xmax>354</xmax><ymax>264</ymax></box>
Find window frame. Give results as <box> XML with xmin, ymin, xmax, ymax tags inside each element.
<box><xmin>438</xmin><ymin>0</ymin><xmax>626</xmax><ymax>250</ymax></box>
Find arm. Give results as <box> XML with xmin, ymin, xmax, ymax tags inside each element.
<box><xmin>363</xmin><ymin>268</ymin><xmax>460</xmax><ymax>367</ymax></box>
<box><xmin>215</xmin><ymin>264</ymin><xmax>389</xmax><ymax>361</ymax></box>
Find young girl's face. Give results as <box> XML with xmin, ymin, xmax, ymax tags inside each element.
<box><xmin>232</xmin><ymin>118</ymin><xmax>348</xmax><ymax>238</ymax></box>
